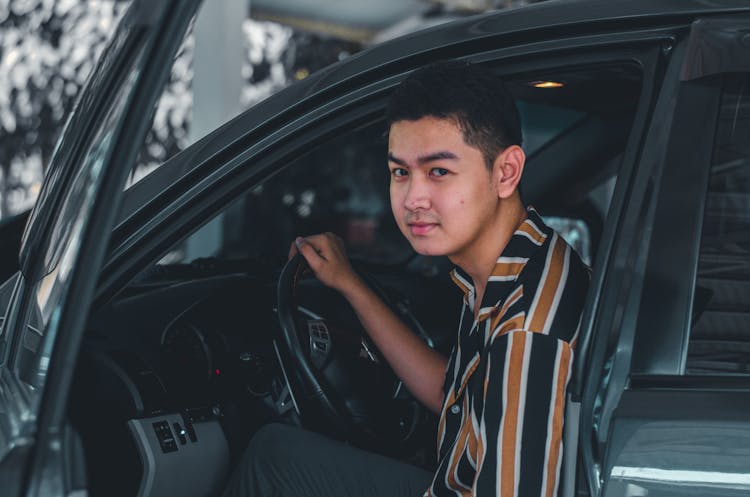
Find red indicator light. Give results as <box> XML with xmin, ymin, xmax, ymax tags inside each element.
<box><xmin>214</xmin><ymin>368</ymin><xmax>221</xmax><ymax>376</ymax></box>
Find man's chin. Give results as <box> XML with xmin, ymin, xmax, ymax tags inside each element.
<box><xmin>408</xmin><ymin>239</ymin><xmax>447</xmax><ymax>257</ymax></box>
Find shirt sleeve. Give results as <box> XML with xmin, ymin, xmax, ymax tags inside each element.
<box><xmin>474</xmin><ymin>331</ymin><xmax>573</xmax><ymax>497</ymax></box>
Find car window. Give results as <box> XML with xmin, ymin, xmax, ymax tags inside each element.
<box><xmin>0</xmin><ymin>2</ymin><xmax>131</xmax><ymax>222</ymax></box>
<box><xmin>518</xmin><ymin>101</ymin><xmax>584</xmax><ymax>157</ymax></box>
<box><xmin>174</xmin><ymin>120</ymin><xmax>412</xmax><ymax>265</ymax></box>
<box><xmin>7</xmin><ymin>0</ymin><xmax>196</xmax><ymax>416</ymax></box>
<box><xmin>544</xmin><ymin>217</ymin><xmax>592</xmax><ymax>265</ymax></box>
<box><xmin>158</xmin><ymin>64</ymin><xmax>641</xmax><ymax>268</ymax></box>
<box><xmin>687</xmin><ymin>73</ymin><xmax>750</xmax><ymax>375</ymax></box>
<box><xmin>14</xmin><ymin>42</ymin><xmax>147</xmax><ymax>393</ymax></box>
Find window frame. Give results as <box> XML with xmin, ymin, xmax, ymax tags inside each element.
<box><xmin>99</xmin><ymin>39</ymin><xmax>672</xmax><ymax>307</ymax></box>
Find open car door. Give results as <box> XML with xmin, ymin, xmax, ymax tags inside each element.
<box><xmin>0</xmin><ymin>1</ymin><xmax>201</xmax><ymax>496</ymax></box>
<box><xmin>579</xmin><ymin>14</ymin><xmax>750</xmax><ymax>497</ymax></box>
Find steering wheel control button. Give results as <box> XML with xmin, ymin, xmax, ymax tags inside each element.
<box><xmin>152</xmin><ymin>421</ymin><xmax>178</xmax><ymax>453</ymax></box>
<box><xmin>307</xmin><ymin>320</ymin><xmax>331</xmax><ymax>368</ymax></box>
<box><xmin>450</xmin><ymin>404</ymin><xmax>461</xmax><ymax>415</ymax></box>
<box><xmin>308</xmin><ymin>320</ymin><xmax>330</xmax><ymax>341</ymax></box>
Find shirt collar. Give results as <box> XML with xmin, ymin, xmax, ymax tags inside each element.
<box><xmin>449</xmin><ymin>205</ymin><xmax>549</xmax><ymax>322</ymax></box>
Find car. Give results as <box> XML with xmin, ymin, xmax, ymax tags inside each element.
<box><xmin>1</xmin><ymin>0</ymin><xmax>750</xmax><ymax>496</ymax></box>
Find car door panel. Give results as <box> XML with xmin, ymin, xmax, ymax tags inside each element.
<box><xmin>588</xmin><ymin>15</ymin><xmax>750</xmax><ymax>497</ymax></box>
<box><xmin>605</xmin><ymin>387</ymin><xmax>750</xmax><ymax>497</ymax></box>
<box><xmin>577</xmin><ymin>32</ymin><xmax>691</xmax><ymax>496</ymax></box>
<box><xmin>0</xmin><ymin>2</ymin><xmax>203</xmax><ymax>496</ymax></box>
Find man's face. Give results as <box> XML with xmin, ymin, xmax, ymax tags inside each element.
<box><xmin>388</xmin><ymin>116</ymin><xmax>501</xmax><ymax>263</ymax></box>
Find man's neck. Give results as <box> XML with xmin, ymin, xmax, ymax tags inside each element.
<box><xmin>452</xmin><ymin>200</ymin><xmax>527</xmax><ymax>320</ymax></box>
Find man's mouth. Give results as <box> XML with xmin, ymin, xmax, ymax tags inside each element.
<box><xmin>408</xmin><ymin>222</ymin><xmax>437</xmax><ymax>236</ymax></box>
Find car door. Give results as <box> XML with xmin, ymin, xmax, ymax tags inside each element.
<box><xmin>580</xmin><ymin>15</ymin><xmax>750</xmax><ymax>497</ymax></box>
<box><xmin>0</xmin><ymin>2</ymin><xmax>201</xmax><ymax>496</ymax></box>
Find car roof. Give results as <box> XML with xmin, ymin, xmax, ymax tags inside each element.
<box><xmin>474</xmin><ymin>0</ymin><xmax>750</xmax><ymax>26</ymax></box>
<box><xmin>238</xmin><ymin>0</ymin><xmax>750</xmax><ymax>128</ymax></box>
<box><xmin>325</xmin><ymin>0</ymin><xmax>750</xmax><ymax>80</ymax></box>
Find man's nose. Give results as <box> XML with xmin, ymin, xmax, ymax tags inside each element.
<box><xmin>404</xmin><ymin>176</ymin><xmax>430</xmax><ymax>211</ymax></box>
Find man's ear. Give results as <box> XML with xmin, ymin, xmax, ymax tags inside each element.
<box><xmin>493</xmin><ymin>145</ymin><xmax>525</xmax><ymax>199</ymax></box>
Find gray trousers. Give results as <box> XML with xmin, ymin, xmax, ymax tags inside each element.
<box><xmin>221</xmin><ymin>423</ymin><xmax>433</xmax><ymax>497</ymax></box>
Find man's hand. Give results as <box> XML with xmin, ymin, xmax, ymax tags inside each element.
<box><xmin>289</xmin><ymin>233</ymin><xmax>362</xmax><ymax>295</ymax></box>
<box><xmin>288</xmin><ymin>233</ymin><xmax>447</xmax><ymax>414</ymax></box>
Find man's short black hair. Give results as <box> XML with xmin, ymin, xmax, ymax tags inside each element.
<box><xmin>385</xmin><ymin>60</ymin><xmax>522</xmax><ymax>169</ymax></box>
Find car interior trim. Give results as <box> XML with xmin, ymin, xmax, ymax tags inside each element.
<box><xmin>631</xmin><ymin>78</ymin><xmax>722</xmax><ymax>375</ymax></box>
<box><xmin>272</xmin><ymin>340</ymin><xmax>301</xmax><ymax>416</ymax></box>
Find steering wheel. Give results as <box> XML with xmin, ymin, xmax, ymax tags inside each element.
<box><xmin>276</xmin><ymin>254</ymin><xmax>425</xmax><ymax>449</ymax></box>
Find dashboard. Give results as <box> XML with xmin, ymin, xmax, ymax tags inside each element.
<box><xmin>70</xmin><ymin>259</ymin><xmax>458</xmax><ymax>497</ymax></box>
<box><xmin>84</xmin><ymin>273</ymin><xmax>280</xmax><ymax>413</ymax></box>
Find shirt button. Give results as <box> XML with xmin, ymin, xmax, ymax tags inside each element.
<box><xmin>450</xmin><ymin>405</ymin><xmax>461</xmax><ymax>415</ymax></box>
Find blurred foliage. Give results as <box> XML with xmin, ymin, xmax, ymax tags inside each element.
<box><xmin>0</xmin><ymin>0</ymin><xmax>363</xmax><ymax>219</ymax></box>
<box><xmin>0</xmin><ymin>0</ymin><xmax>127</xmax><ymax>217</ymax></box>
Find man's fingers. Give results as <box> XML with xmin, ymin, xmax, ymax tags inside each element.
<box><xmin>295</xmin><ymin>237</ymin><xmax>326</xmax><ymax>268</ymax></box>
<box><xmin>286</xmin><ymin>233</ymin><xmax>355</xmax><ymax>292</ymax></box>
<box><xmin>289</xmin><ymin>236</ymin><xmax>323</xmax><ymax>263</ymax></box>
<box><xmin>288</xmin><ymin>240</ymin><xmax>299</xmax><ymax>260</ymax></box>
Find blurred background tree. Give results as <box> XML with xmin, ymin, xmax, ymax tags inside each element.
<box><xmin>0</xmin><ymin>0</ymin><xmax>126</xmax><ymax>217</ymax></box>
<box><xmin>0</xmin><ymin>0</ymin><xmax>361</xmax><ymax>219</ymax></box>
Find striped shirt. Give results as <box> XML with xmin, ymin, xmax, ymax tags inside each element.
<box><xmin>426</xmin><ymin>207</ymin><xmax>589</xmax><ymax>497</ymax></box>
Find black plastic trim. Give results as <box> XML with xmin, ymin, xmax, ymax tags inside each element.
<box><xmin>630</xmin><ymin>374</ymin><xmax>750</xmax><ymax>390</ymax></box>
<box><xmin>681</xmin><ymin>15</ymin><xmax>750</xmax><ymax>81</ymax></box>
<box><xmin>630</xmin><ymin>78</ymin><xmax>722</xmax><ymax>375</ymax></box>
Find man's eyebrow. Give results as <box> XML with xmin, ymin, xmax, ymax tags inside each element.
<box><xmin>387</xmin><ymin>152</ymin><xmax>407</xmax><ymax>166</ymax></box>
<box><xmin>387</xmin><ymin>151</ymin><xmax>459</xmax><ymax>166</ymax></box>
<box><xmin>418</xmin><ymin>151</ymin><xmax>458</xmax><ymax>164</ymax></box>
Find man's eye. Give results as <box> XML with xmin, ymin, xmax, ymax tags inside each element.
<box><xmin>391</xmin><ymin>168</ymin><xmax>408</xmax><ymax>178</ymax></box>
<box><xmin>431</xmin><ymin>168</ymin><xmax>449</xmax><ymax>177</ymax></box>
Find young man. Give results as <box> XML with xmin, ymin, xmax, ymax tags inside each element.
<box><xmin>223</xmin><ymin>60</ymin><xmax>589</xmax><ymax>497</ymax></box>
